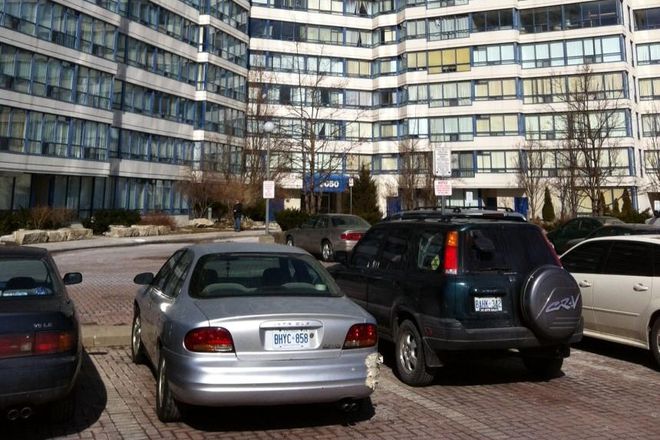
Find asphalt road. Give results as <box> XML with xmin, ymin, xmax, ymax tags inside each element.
<box><xmin>2</xmin><ymin>243</ymin><xmax>658</xmax><ymax>439</ymax></box>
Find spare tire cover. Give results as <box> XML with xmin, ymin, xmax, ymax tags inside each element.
<box><xmin>521</xmin><ymin>265</ymin><xmax>582</xmax><ymax>341</ymax></box>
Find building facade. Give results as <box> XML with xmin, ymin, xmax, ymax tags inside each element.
<box><xmin>0</xmin><ymin>0</ymin><xmax>248</xmax><ymax>219</ymax></box>
<box><xmin>249</xmin><ymin>0</ymin><xmax>660</xmax><ymax>218</ymax></box>
<box><xmin>1</xmin><ymin>0</ymin><xmax>660</xmax><ymax>220</ymax></box>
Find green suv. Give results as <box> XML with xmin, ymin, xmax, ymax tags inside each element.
<box><xmin>332</xmin><ymin>216</ymin><xmax>583</xmax><ymax>386</ymax></box>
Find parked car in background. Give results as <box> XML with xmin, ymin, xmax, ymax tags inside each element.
<box><xmin>560</xmin><ymin>236</ymin><xmax>660</xmax><ymax>367</ymax></box>
<box><xmin>284</xmin><ymin>214</ymin><xmax>370</xmax><ymax>261</ymax></box>
<box><xmin>563</xmin><ymin>223</ymin><xmax>660</xmax><ymax>250</ymax></box>
<box><xmin>331</xmin><ymin>215</ymin><xmax>582</xmax><ymax>386</ymax></box>
<box><xmin>0</xmin><ymin>247</ymin><xmax>83</xmax><ymax>421</ymax></box>
<box><xmin>131</xmin><ymin>243</ymin><xmax>379</xmax><ymax>422</ymax></box>
<box><xmin>547</xmin><ymin>216</ymin><xmax>624</xmax><ymax>254</ymax></box>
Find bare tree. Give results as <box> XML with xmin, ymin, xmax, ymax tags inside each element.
<box><xmin>552</xmin><ymin>64</ymin><xmax>627</xmax><ymax>215</ymax></box>
<box><xmin>514</xmin><ymin>141</ymin><xmax>546</xmax><ymax>220</ymax></box>
<box><xmin>270</xmin><ymin>44</ymin><xmax>365</xmax><ymax>213</ymax></box>
<box><xmin>177</xmin><ymin>169</ymin><xmax>225</xmax><ymax>219</ymax></box>
<box><xmin>398</xmin><ymin>138</ymin><xmax>434</xmax><ymax>210</ymax></box>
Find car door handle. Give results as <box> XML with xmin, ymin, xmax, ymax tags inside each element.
<box><xmin>578</xmin><ymin>281</ymin><xmax>592</xmax><ymax>288</ymax></box>
<box><xmin>633</xmin><ymin>283</ymin><xmax>649</xmax><ymax>292</ymax></box>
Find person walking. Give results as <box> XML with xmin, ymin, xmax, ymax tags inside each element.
<box><xmin>232</xmin><ymin>200</ymin><xmax>243</xmax><ymax>232</ymax></box>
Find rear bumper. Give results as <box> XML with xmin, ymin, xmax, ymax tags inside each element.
<box><xmin>165</xmin><ymin>347</ymin><xmax>379</xmax><ymax>407</ymax></box>
<box><xmin>421</xmin><ymin>316</ymin><xmax>583</xmax><ymax>352</ymax></box>
<box><xmin>0</xmin><ymin>353</ymin><xmax>80</xmax><ymax>408</ymax></box>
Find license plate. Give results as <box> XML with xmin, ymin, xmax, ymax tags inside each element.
<box><xmin>265</xmin><ymin>329</ymin><xmax>314</xmax><ymax>350</ymax></box>
<box><xmin>474</xmin><ymin>297</ymin><xmax>503</xmax><ymax>312</ymax></box>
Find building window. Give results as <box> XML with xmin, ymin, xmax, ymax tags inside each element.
<box><xmin>473</xmin><ymin>44</ymin><xmax>516</xmax><ymax>66</ymax></box>
<box><xmin>475</xmin><ymin>115</ymin><xmax>518</xmax><ymax>136</ymax></box>
<box><xmin>474</xmin><ymin>79</ymin><xmax>517</xmax><ymax>101</ymax></box>
<box><xmin>430</xmin><ymin>116</ymin><xmax>473</xmax><ymax>142</ymax></box>
<box><xmin>428</xmin><ymin>82</ymin><xmax>471</xmax><ymax>107</ymax></box>
<box><xmin>427</xmin><ymin>48</ymin><xmax>470</xmax><ymax>73</ymax></box>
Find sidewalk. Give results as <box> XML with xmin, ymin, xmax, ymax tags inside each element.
<box><xmin>31</xmin><ymin>228</ymin><xmax>277</xmax><ymax>254</ymax></box>
<box><xmin>24</xmin><ymin>228</ymin><xmax>278</xmax><ymax>348</ymax></box>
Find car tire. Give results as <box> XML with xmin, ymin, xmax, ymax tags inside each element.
<box><xmin>131</xmin><ymin>311</ymin><xmax>147</xmax><ymax>365</ymax></box>
<box><xmin>48</xmin><ymin>390</ymin><xmax>76</xmax><ymax>422</ymax></box>
<box><xmin>395</xmin><ymin>320</ymin><xmax>435</xmax><ymax>387</ymax></box>
<box><xmin>522</xmin><ymin>355</ymin><xmax>563</xmax><ymax>380</ymax></box>
<box><xmin>521</xmin><ymin>265</ymin><xmax>582</xmax><ymax>342</ymax></box>
<box><xmin>286</xmin><ymin>235</ymin><xmax>294</xmax><ymax>246</ymax></box>
<box><xmin>156</xmin><ymin>352</ymin><xmax>181</xmax><ymax>423</ymax></box>
<box><xmin>321</xmin><ymin>240</ymin><xmax>334</xmax><ymax>262</ymax></box>
<box><xmin>651</xmin><ymin>318</ymin><xmax>660</xmax><ymax>368</ymax></box>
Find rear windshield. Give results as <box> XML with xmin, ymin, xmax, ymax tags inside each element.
<box><xmin>463</xmin><ymin>226</ymin><xmax>556</xmax><ymax>273</ymax></box>
<box><xmin>189</xmin><ymin>253</ymin><xmax>342</xmax><ymax>298</ymax></box>
<box><xmin>0</xmin><ymin>258</ymin><xmax>55</xmax><ymax>298</ymax></box>
<box><xmin>331</xmin><ymin>216</ymin><xmax>370</xmax><ymax>228</ymax></box>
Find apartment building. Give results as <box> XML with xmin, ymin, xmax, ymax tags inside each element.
<box><xmin>1</xmin><ymin>0</ymin><xmax>659</xmax><ymax>219</ymax></box>
<box><xmin>249</xmin><ymin>0</ymin><xmax>660</xmax><ymax>217</ymax></box>
<box><xmin>0</xmin><ymin>0</ymin><xmax>248</xmax><ymax>219</ymax></box>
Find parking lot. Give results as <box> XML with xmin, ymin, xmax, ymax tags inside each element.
<box><xmin>3</xmin><ymin>243</ymin><xmax>659</xmax><ymax>439</ymax></box>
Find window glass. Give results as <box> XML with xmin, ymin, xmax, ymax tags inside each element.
<box><xmin>561</xmin><ymin>241</ymin><xmax>610</xmax><ymax>273</ymax></box>
<box><xmin>352</xmin><ymin>228</ymin><xmax>385</xmax><ymax>268</ymax></box>
<box><xmin>189</xmin><ymin>253</ymin><xmax>340</xmax><ymax>297</ymax></box>
<box><xmin>416</xmin><ymin>230</ymin><xmax>445</xmax><ymax>272</ymax></box>
<box><xmin>153</xmin><ymin>250</ymin><xmax>184</xmax><ymax>294</ymax></box>
<box><xmin>603</xmin><ymin>241</ymin><xmax>652</xmax><ymax>276</ymax></box>
<box><xmin>0</xmin><ymin>258</ymin><xmax>55</xmax><ymax>298</ymax></box>
<box><xmin>163</xmin><ymin>250</ymin><xmax>193</xmax><ymax>298</ymax></box>
<box><xmin>378</xmin><ymin>229</ymin><xmax>409</xmax><ymax>271</ymax></box>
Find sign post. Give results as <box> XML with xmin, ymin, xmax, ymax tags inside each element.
<box><xmin>432</xmin><ymin>144</ymin><xmax>452</xmax><ymax>213</ymax></box>
<box><xmin>348</xmin><ymin>177</ymin><xmax>354</xmax><ymax>214</ymax></box>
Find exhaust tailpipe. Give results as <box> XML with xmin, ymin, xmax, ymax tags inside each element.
<box><xmin>337</xmin><ymin>399</ymin><xmax>359</xmax><ymax>413</ymax></box>
<box><xmin>20</xmin><ymin>406</ymin><xmax>32</xmax><ymax>419</ymax></box>
<box><xmin>7</xmin><ymin>408</ymin><xmax>19</xmax><ymax>421</ymax></box>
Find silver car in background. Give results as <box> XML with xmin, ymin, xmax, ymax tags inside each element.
<box><xmin>284</xmin><ymin>214</ymin><xmax>370</xmax><ymax>261</ymax></box>
<box><xmin>131</xmin><ymin>243</ymin><xmax>380</xmax><ymax>422</ymax></box>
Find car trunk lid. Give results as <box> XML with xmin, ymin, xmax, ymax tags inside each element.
<box><xmin>193</xmin><ymin>296</ymin><xmax>368</xmax><ymax>360</ymax></box>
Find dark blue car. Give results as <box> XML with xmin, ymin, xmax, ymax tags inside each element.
<box><xmin>0</xmin><ymin>246</ymin><xmax>82</xmax><ymax>421</ymax></box>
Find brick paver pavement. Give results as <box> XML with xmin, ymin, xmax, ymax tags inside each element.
<box><xmin>3</xmin><ymin>344</ymin><xmax>659</xmax><ymax>439</ymax></box>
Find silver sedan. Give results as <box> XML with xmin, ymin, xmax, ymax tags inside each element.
<box><xmin>284</xmin><ymin>214</ymin><xmax>370</xmax><ymax>262</ymax></box>
<box><xmin>131</xmin><ymin>243</ymin><xmax>380</xmax><ymax>422</ymax></box>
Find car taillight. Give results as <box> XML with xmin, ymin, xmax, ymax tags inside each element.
<box><xmin>340</xmin><ymin>232</ymin><xmax>363</xmax><ymax>241</ymax></box>
<box><xmin>444</xmin><ymin>230</ymin><xmax>459</xmax><ymax>275</ymax></box>
<box><xmin>0</xmin><ymin>331</ymin><xmax>75</xmax><ymax>359</ymax></box>
<box><xmin>343</xmin><ymin>323</ymin><xmax>377</xmax><ymax>349</ymax></box>
<box><xmin>34</xmin><ymin>331</ymin><xmax>75</xmax><ymax>354</ymax></box>
<box><xmin>184</xmin><ymin>327</ymin><xmax>234</xmax><ymax>353</ymax></box>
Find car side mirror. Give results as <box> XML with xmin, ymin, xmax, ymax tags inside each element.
<box><xmin>134</xmin><ymin>272</ymin><xmax>154</xmax><ymax>285</ymax></box>
<box><xmin>63</xmin><ymin>272</ymin><xmax>82</xmax><ymax>285</ymax></box>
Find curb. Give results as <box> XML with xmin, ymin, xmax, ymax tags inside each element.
<box><xmin>37</xmin><ymin>231</ymin><xmax>277</xmax><ymax>254</ymax></box>
<box><xmin>82</xmin><ymin>325</ymin><xmax>131</xmax><ymax>348</ymax></box>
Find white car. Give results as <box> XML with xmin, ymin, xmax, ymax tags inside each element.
<box><xmin>560</xmin><ymin>235</ymin><xmax>660</xmax><ymax>366</ymax></box>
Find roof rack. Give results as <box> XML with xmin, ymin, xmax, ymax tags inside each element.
<box><xmin>412</xmin><ymin>206</ymin><xmax>514</xmax><ymax>213</ymax></box>
<box><xmin>383</xmin><ymin>208</ymin><xmax>527</xmax><ymax>222</ymax></box>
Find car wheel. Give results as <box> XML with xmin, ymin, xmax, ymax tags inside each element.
<box><xmin>395</xmin><ymin>320</ymin><xmax>435</xmax><ymax>386</ymax></box>
<box><xmin>651</xmin><ymin>318</ymin><xmax>660</xmax><ymax>368</ymax></box>
<box><xmin>48</xmin><ymin>390</ymin><xmax>76</xmax><ymax>422</ymax></box>
<box><xmin>131</xmin><ymin>311</ymin><xmax>147</xmax><ymax>365</ymax></box>
<box><xmin>286</xmin><ymin>235</ymin><xmax>294</xmax><ymax>246</ymax></box>
<box><xmin>522</xmin><ymin>355</ymin><xmax>564</xmax><ymax>380</ymax></box>
<box><xmin>156</xmin><ymin>352</ymin><xmax>181</xmax><ymax>423</ymax></box>
<box><xmin>321</xmin><ymin>240</ymin><xmax>334</xmax><ymax>262</ymax></box>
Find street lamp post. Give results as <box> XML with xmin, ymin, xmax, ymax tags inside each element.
<box><xmin>263</xmin><ymin>121</ymin><xmax>275</xmax><ymax>235</ymax></box>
